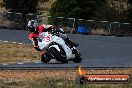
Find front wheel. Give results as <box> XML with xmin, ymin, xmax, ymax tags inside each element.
<box><xmin>49</xmin><ymin>47</ymin><xmax>68</xmax><ymax>63</ymax></box>
<box><xmin>41</xmin><ymin>54</ymin><xmax>51</xmax><ymax>63</ymax></box>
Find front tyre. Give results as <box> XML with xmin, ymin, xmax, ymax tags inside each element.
<box><xmin>49</xmin><ymin>47</ymin><xmax>68</xmax><ymax>63</ymax></box>
<box><xmin>41</xmin><ymin>54</ymin><xmax>51</xmax><ymax>63</ymax></box>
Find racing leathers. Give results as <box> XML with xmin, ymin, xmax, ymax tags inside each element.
<box><xmin>29</xmin><ymin>24</ymin><xmax>53</xmax><ymax>54</ymax></box>
<box><xmin>29</xmin><ymin>24</ymin><xmax>78</xmax><ymax>58</ymax></box>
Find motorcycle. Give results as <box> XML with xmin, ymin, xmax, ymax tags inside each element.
<box><xmin>38</xmin><ymin>31</ymin><xmax>82</xmax><ymax>63</ymax></box>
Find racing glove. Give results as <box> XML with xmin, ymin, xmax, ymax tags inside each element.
<box><xmin>34</xmin><ymin>46</ymin><xmax>41</xmax><ymax>51</ymax></box>
<box><xmin>41</xmin><ymin>50</ymin><xmax>46</xmax><ymax>55</ymax></box>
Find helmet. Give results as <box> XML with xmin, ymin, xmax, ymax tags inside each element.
<box><xmin>27</xmin><ymin>20</ymin><xmax>38</xmax><ymax>32</ymax></box>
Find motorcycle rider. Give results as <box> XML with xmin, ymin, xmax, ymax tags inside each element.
<box><xmin>28</xmin><ymin>20</ymin><xmax>78</xmax><ymax>62</ymax></box>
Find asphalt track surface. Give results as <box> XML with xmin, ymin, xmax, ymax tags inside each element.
<box><xmin>0</xmin><ymin>29</ymin><xmax>132</xmax><ymax>69</ymax></box>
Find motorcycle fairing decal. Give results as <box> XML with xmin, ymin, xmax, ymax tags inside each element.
<box><xmin>44</xmin><ymin>34</ymin><xmax>52</xmax><ymax>42</ymax></box>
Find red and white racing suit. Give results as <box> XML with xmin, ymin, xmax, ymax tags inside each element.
<box><xmin>29</xmin><ymin>24</ymin><xmax>54</xmax><ymax>54</ymax></box>
<box><xmin>29</xmin><ymin>24</ymin><xmax>77</xmax><ymax>56</ymax></box>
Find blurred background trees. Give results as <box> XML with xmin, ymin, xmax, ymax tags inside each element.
<box><xmin>49</xmin><ymin>0</ymin><xmax>106</xmax><ymax>19</ymax></box>
<box><xmin>49</xmin><ymin>0</ymin><xmax>131</xmax><ymax>23</ymax></box>
<box><xmin>128</xmin><ymin>0</ymin><xmax>132</xmax><ymax>23</ymax></box>
<box><xmin>0</xmin><ymin>0</ymin><xmax>132</xmax><ymax>30</ymax></box>
<box><xmin>1</xmin><ymin>0</ymin><xmax>48</xmax><ymax>29</ymax></box>
<box><xmin>1</xmin><ymin>0</ymin><xmax>132</xmax><ymax>23</ymax></box>
<box><xmin>2</xmin><ymin>0</ymin><xmax>49</xmax><ymax>14</ymax></box>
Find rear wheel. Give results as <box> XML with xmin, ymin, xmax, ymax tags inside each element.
<box><xmin>73</xmin><ymin>52</ymin><xmax>82</xmax><ymax>63</ymax></box>
<box><xmin>49</xmin><ymin>47</ymin><xmax>68</xmax><ymax>63</ymax></box>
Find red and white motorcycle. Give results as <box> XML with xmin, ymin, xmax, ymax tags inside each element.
<box><xmin>38</xmin><ymin>31</ymin><xmax>82</xmax><ymax>63</ymax></box>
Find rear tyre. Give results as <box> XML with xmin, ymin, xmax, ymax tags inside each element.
<box><xmin>73</xmin><ymin>52</ymin><xmax>82</xmax><ymax>63</ymax></box>
<box><xmin>41</xmin><ymin>54</ymin><xmax>51</xmax><ymax>63</ymax></box>
<box><xmin>49</xmin><ymin>47</ymin><xmax>68</xmax><ymax>63</ymax></box>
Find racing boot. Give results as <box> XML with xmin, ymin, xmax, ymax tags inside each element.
<box><xmin>64</xmin><ymin>37</ymin><xmax>79</xmax><ymax>47</ymax></box>
<box><xmin>64</xmin><ymin>37</ymin><xmax>78</xmax><ymax>54</ymax></box>
<box><xmin>71</xmin><ymin>47</ymin><xmax>78</xmax><ymax>54</ymax></box>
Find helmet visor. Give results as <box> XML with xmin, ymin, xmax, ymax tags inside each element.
<box><xmin>29</xmin><ymin>26</ymin><xmax>35</xmax><ymax>32</ymax></box>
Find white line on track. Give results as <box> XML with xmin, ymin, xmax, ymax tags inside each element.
<box><xmin>50</xmin><ymin>59</ymin><xmax>57</xmax><ymax>63</ymax></box>
<box><xmin>34</xmin><ymin>61</ymin><xmax>40</xmax><ymax>63</ymax></box>
<box><xmin>18</xmin><ymin>43</ymin><xmax>23</xmax><ymax>45</ymax></box>
<box><xmin>12</xmin><ymin>42</ymin><xmax>17</xmax><ymax>44</ymax></box>
<box><xmin>2</xmin><ymin>63</ymin><xmax>9</xmax><ymax>65</ymax></box>
<box><xmin>0</xmin><ymin>60</ymin><xmax>41</xmax><ymax>65</ymax></box>
<box><xmin>0</xmin><ymin>40</ymin><xmax>24</xmax><ymax>45</ymax></box>
<box><xmin>17</xmin><ymin>63</ymin><xmax>24</xmax><ymax>65</ymax></box>
<box><xmin>3</xmin><ymin>41</ymin><xmax>8</xmax><ymax>43</ymax></box>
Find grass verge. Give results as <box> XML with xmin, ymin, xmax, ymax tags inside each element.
<box><xmin>0</xmin><ymin>69</ymin><xmax>132</xmax><ymax>88</ymax></box>
<box><xmin>0</xmin><ymin>41</ymin><xmax>40</xmax><ymax>63</ymax></box>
